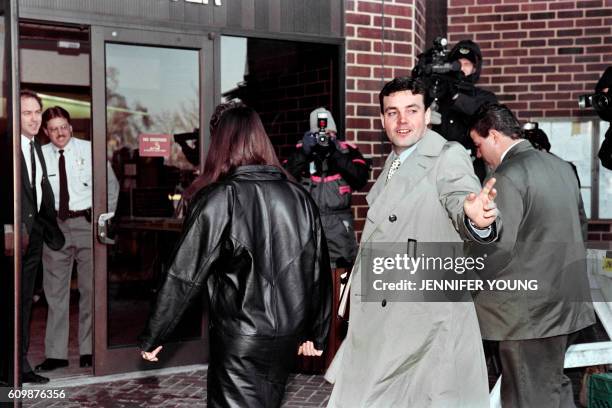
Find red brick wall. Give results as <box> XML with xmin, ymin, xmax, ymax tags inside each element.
<box><xmin>242</xmin><ymin>40</ymin><xmax>339</xmax><ymax>159</ymax></box>
<box><xmin>344</xmin><ymin>0</ymin><xmax>612</xmax><ymax>239</ymax></box>
<box><xmin>345</xmin><ymin>0</ymin><xmax>427</xmax><ymax>236</ymax></box>
<box><xmin>446</xmin><ymin>0</ymin><xmax>612</xmax><ymax>120</ymax></box>
<box><xmin>588</xmin><ymin>222</ymin><xmax>612</xmax><ymax>242</ymax></box>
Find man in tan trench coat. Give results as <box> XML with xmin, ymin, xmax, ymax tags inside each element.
<box><xmin>325</xmin><ymin>77</ymin><xmax>499</xmax><ymax>407</ymax></box>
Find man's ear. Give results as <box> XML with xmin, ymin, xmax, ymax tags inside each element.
<box><xmin>424</xmin><ymin>107</ymin><xmax>431</xmax><ymax>126</ymax></box>
<box><xmin>380</xmin><ymin>113</ymin><xmax>385</xmax><ymax>129</ymax></box>
<box><xmin>42</xmin><ymin>127</ymin><xmax>49</xmax><ymax>137</ymax></box>
<box><xmin>490</xmin><ymin>129</ymin><xmax>503</xmax><ymax>144</ymax></box>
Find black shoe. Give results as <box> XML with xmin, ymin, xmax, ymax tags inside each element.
<box><xmin>22</xmin><ymin>371</ymin><xmax>49</xmax><ymax>384</ymax></box>
<box><xmin>79</xmin><ymin>354</ymin><xmax>92</xmax><ymax>368</ymax></box>
<box><xmin>35</xmin><ymin>358</ymin><xmax>68</xmax><ymax>372</ymax></box>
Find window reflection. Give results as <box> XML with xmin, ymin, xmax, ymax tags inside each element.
<box><xmin>105</xmin><ymin>43</ymin><xmax>202</xmax><ymax>347</ymax></box>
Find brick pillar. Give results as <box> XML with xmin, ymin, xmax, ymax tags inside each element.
<box><xmin>345</xmin><ymin>0</ymin><xmax>427</xmax><ymax>236</ymax></box>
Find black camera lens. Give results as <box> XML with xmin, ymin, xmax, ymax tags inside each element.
<box><xmin>316</xmin><ymin>132</ymin><xmax>329</xmax><ymax>147</ymax></box>
<box><xmin>592</xmin><ymin>93</ymin><xmax>610</xmax><ymax>111</ymax></box>
<box><xmin>578</xmin><ymin>93</ymin><xmax>610</xmax><ymax>111</ymax></box>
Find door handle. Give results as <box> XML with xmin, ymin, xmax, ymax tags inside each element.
<box><xmin>97</xmin><ymin>212</ymin><xmax>115</xmax><ymax>245</ymax></box>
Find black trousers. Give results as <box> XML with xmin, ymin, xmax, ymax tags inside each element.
<box><xmin>207</xmin><ymin>330</ymin><xmax>298</xmax><ymax>408</ymax></box>
<box><xmin>499</xmin><ymin>333</ymin><xmax>577</xmax><ymax>408</ymax></box>
<box><xmin>20</xmin><ymin>224</ymin><xmax>44</xmax><ymax>374</ymax></box>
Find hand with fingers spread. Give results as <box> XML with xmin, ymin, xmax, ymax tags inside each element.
<box><xmin>464</xmin><ymin>177</ymin><xmax>498</xmax><ymax>229</ymax></box>
<box><xmin>297</xmin><ymin>341</ymin><xmax>323</xmax><ymax>357</ymax></box>
<box><xmin>141</xmin><ymin>345</ymin><xmax>163</xmax><ymax>362</ymax></box>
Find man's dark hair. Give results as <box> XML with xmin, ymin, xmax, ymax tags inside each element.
<box><xmin>20</xmin><ymin>89</ymin><xmax>43</xmax><ymax>109</ymax></box>
<box><xmin>42</xmin><ymin>106</ymin><xmax>71</xmax><ymax>128</ymax></box>
<box><xmin>379</xmin><ymin>77</ymin><xmax>431</xmax><ymax>113</ymax></box>
<box><xmin>470</xmin><ymin>104</ymin><xmax>523</xmax><ymax>140</ymax></box>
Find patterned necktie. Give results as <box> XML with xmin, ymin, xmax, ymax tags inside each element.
<box><xmin>30</xmin><ymin>141</ymin><xmax>37</xmax><ymax>210</ymax></box>
<box><xmin>58</xmin><ymin>149</ymin><xmax>70</xmax><ymax>221</ymax></box>
<box><xmin>386</xmin><ymin>158</ymin><xmax>402</xmax><ymax>183</ymax></box>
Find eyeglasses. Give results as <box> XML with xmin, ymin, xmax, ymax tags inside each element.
<box><xmin>47</xmin><ymin>124</ymin><xmax>70</xmax><ymax>134</ymax></box>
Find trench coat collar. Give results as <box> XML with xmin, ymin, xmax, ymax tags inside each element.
<box><xmin>362</xmin><ymin>129</ymin><xmax>447</xmax><ymax>243</ymax></box>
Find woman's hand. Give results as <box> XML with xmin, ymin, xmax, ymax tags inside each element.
<box><xmin>298</xmin><ymin>341</ymin><xmax>323</xmax><ymax>357</ymax></box>
<box><xmin>141</xmin><ymin>345</ymin><xmax>163</xmax><ymax>362</ymax></box>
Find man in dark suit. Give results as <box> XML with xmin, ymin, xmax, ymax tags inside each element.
<box><xmin>16</xmin><ymin>90</ymin><xmax>64</xmax><ymax>384</ymax></box>
<box><xmin>469</xmin><ymin>104</ymin><xmax>595</xmax><ymax>407</ymax></box>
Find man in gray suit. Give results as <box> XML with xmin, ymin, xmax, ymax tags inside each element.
<box><xmin>325</xmin><ymin>77</ymin><xmax>499</xmax><ymax>407</ymax></box>
<box><xmin>469</xmin><ymin>104</ymin><xmax>595</xmax><ymax>407</ymax></box>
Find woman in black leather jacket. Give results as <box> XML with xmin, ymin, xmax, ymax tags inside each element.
<box><xmin>138</xmin><ymin>105</ymin><xmax>332</xmax><ymax>407</ymax></box>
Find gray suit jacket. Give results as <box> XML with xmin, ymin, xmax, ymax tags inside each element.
<box><xmin>473</xmin><ymin>141</ymin><xmax>595</xmax><ymax>340</ymax></box>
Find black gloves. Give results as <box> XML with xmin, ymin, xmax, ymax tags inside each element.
<box><xmin>302</xmin><ymin>132</ymin><xmax>338</xmax><ymax>157</ymax></box>
<box><xmin>302</xmin><ymin>132</ymin><xmax>318</xmax><ymax>156</ymax></box>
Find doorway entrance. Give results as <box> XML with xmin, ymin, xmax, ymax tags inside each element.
<box><xmin>91</xmin><ymin>26</ymin><xmax>213</xmax><ymax>375</ymax></box>
<box><xmin>20</xmin><ymin>21</ymin><xmax>214</xmax><ymax>379</ymax></box>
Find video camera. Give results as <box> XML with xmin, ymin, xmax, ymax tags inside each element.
<box><xmin>522</xmin><ymin>122</ymin><xmax>551</xmax><ymax>152</ymax></box>
<box><xmin>412</xmin><ymin>37</ymin><xmax>462</xmax><ymax>112</ymax></box>
<box><xmin>412</xmin><ymin>37</ymin><xmax>460</xmax><ymax>77</ymax></box>
<box><xmin>578</xmin><ymin>92</ymin><xmax>611</xmax><ymax>119</ymax></box>
<box><xmin>579</xmin><ymin>67</ymin><xmax>612</xmax><ymax>122</ymax></box>
<box><xmin>315</xmin><ymin>111</ymin><xmax>330</xmax><ymax>148</ymax></box>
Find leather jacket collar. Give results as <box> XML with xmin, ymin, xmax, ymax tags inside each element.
<box><xmin>228</xmin><ymin>165</ymin><xmax>286</xmax><ymax>180</ymax></box>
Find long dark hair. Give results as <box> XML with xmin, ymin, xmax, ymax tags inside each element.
<box><xmin>185</xmin><ymin>105</ymin><xmax>285</xmax><ymax>199</ymax></box>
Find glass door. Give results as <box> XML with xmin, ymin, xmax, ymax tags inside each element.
<box><xmin>91</xmin><ymin>26</ymin><xmax>214</xmax><ymax>375</ymax></box>
<box><xmin>0</xmin><ymin>0</ymin><xmax>20</xmax><ymax>388</ymax></box>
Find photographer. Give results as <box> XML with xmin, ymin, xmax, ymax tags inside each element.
<box><xmin>595</xmin><ymin>67</ymin><xmax>612</xmax><ymax>170</ymax></box>
<box><xmin>434</xmin><ymin>40</ymin><xmax>498</xmax><ymax>145</ymax></box>
<box><xmin>415</xmin><ymin>39</ymin><xmax>498</xmax><ymax>181</ymax></box>
<box><xmin>284</xmin><ymin>108</ymin><xmax>369</xmax><ymax>268</ymax></box>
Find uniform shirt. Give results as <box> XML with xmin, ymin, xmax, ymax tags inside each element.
<box><xmin>21</xmin><ymin>134</ymin><xmax>42</xmax><ymax>211</ymax></box>
<box><xmin>42</xmin><ymin>137</ymin><xmax>120</xmax><ymax>213</ymax></box>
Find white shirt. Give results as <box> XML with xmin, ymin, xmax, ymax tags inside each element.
<box><xmin>42</xmin><ymin>137</ymin><xmax>120</xmax><ymax>213</ymax></box>
<box><xmin>21</xmin><ymin>134</ymin><xmax>42</xmax><ymax>211</ymax></box>
<box><xmin>500</xmin><ymin>139</ymin><xmax>527</xmax><ymax>164</ymax></box>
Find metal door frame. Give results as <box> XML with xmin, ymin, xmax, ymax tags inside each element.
<box><xmin>90</xmin><ymin>25</ymin><xmax>214</xmax><ymax>376</ymax></box>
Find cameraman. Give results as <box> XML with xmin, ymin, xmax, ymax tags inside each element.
<box><xmin>284</xmin><ymin>107</ymin><xmax>369</xmax><ymax>268</ymax></box>
<box><xmin>432</xmin><ymin>39</ymin><xmax>498</xmax><ymax>180</ymax></box>
<box><xmin>596</xmin><ymin>67</ymin><xmax>612</xmax><ymax>170</ymax></box>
